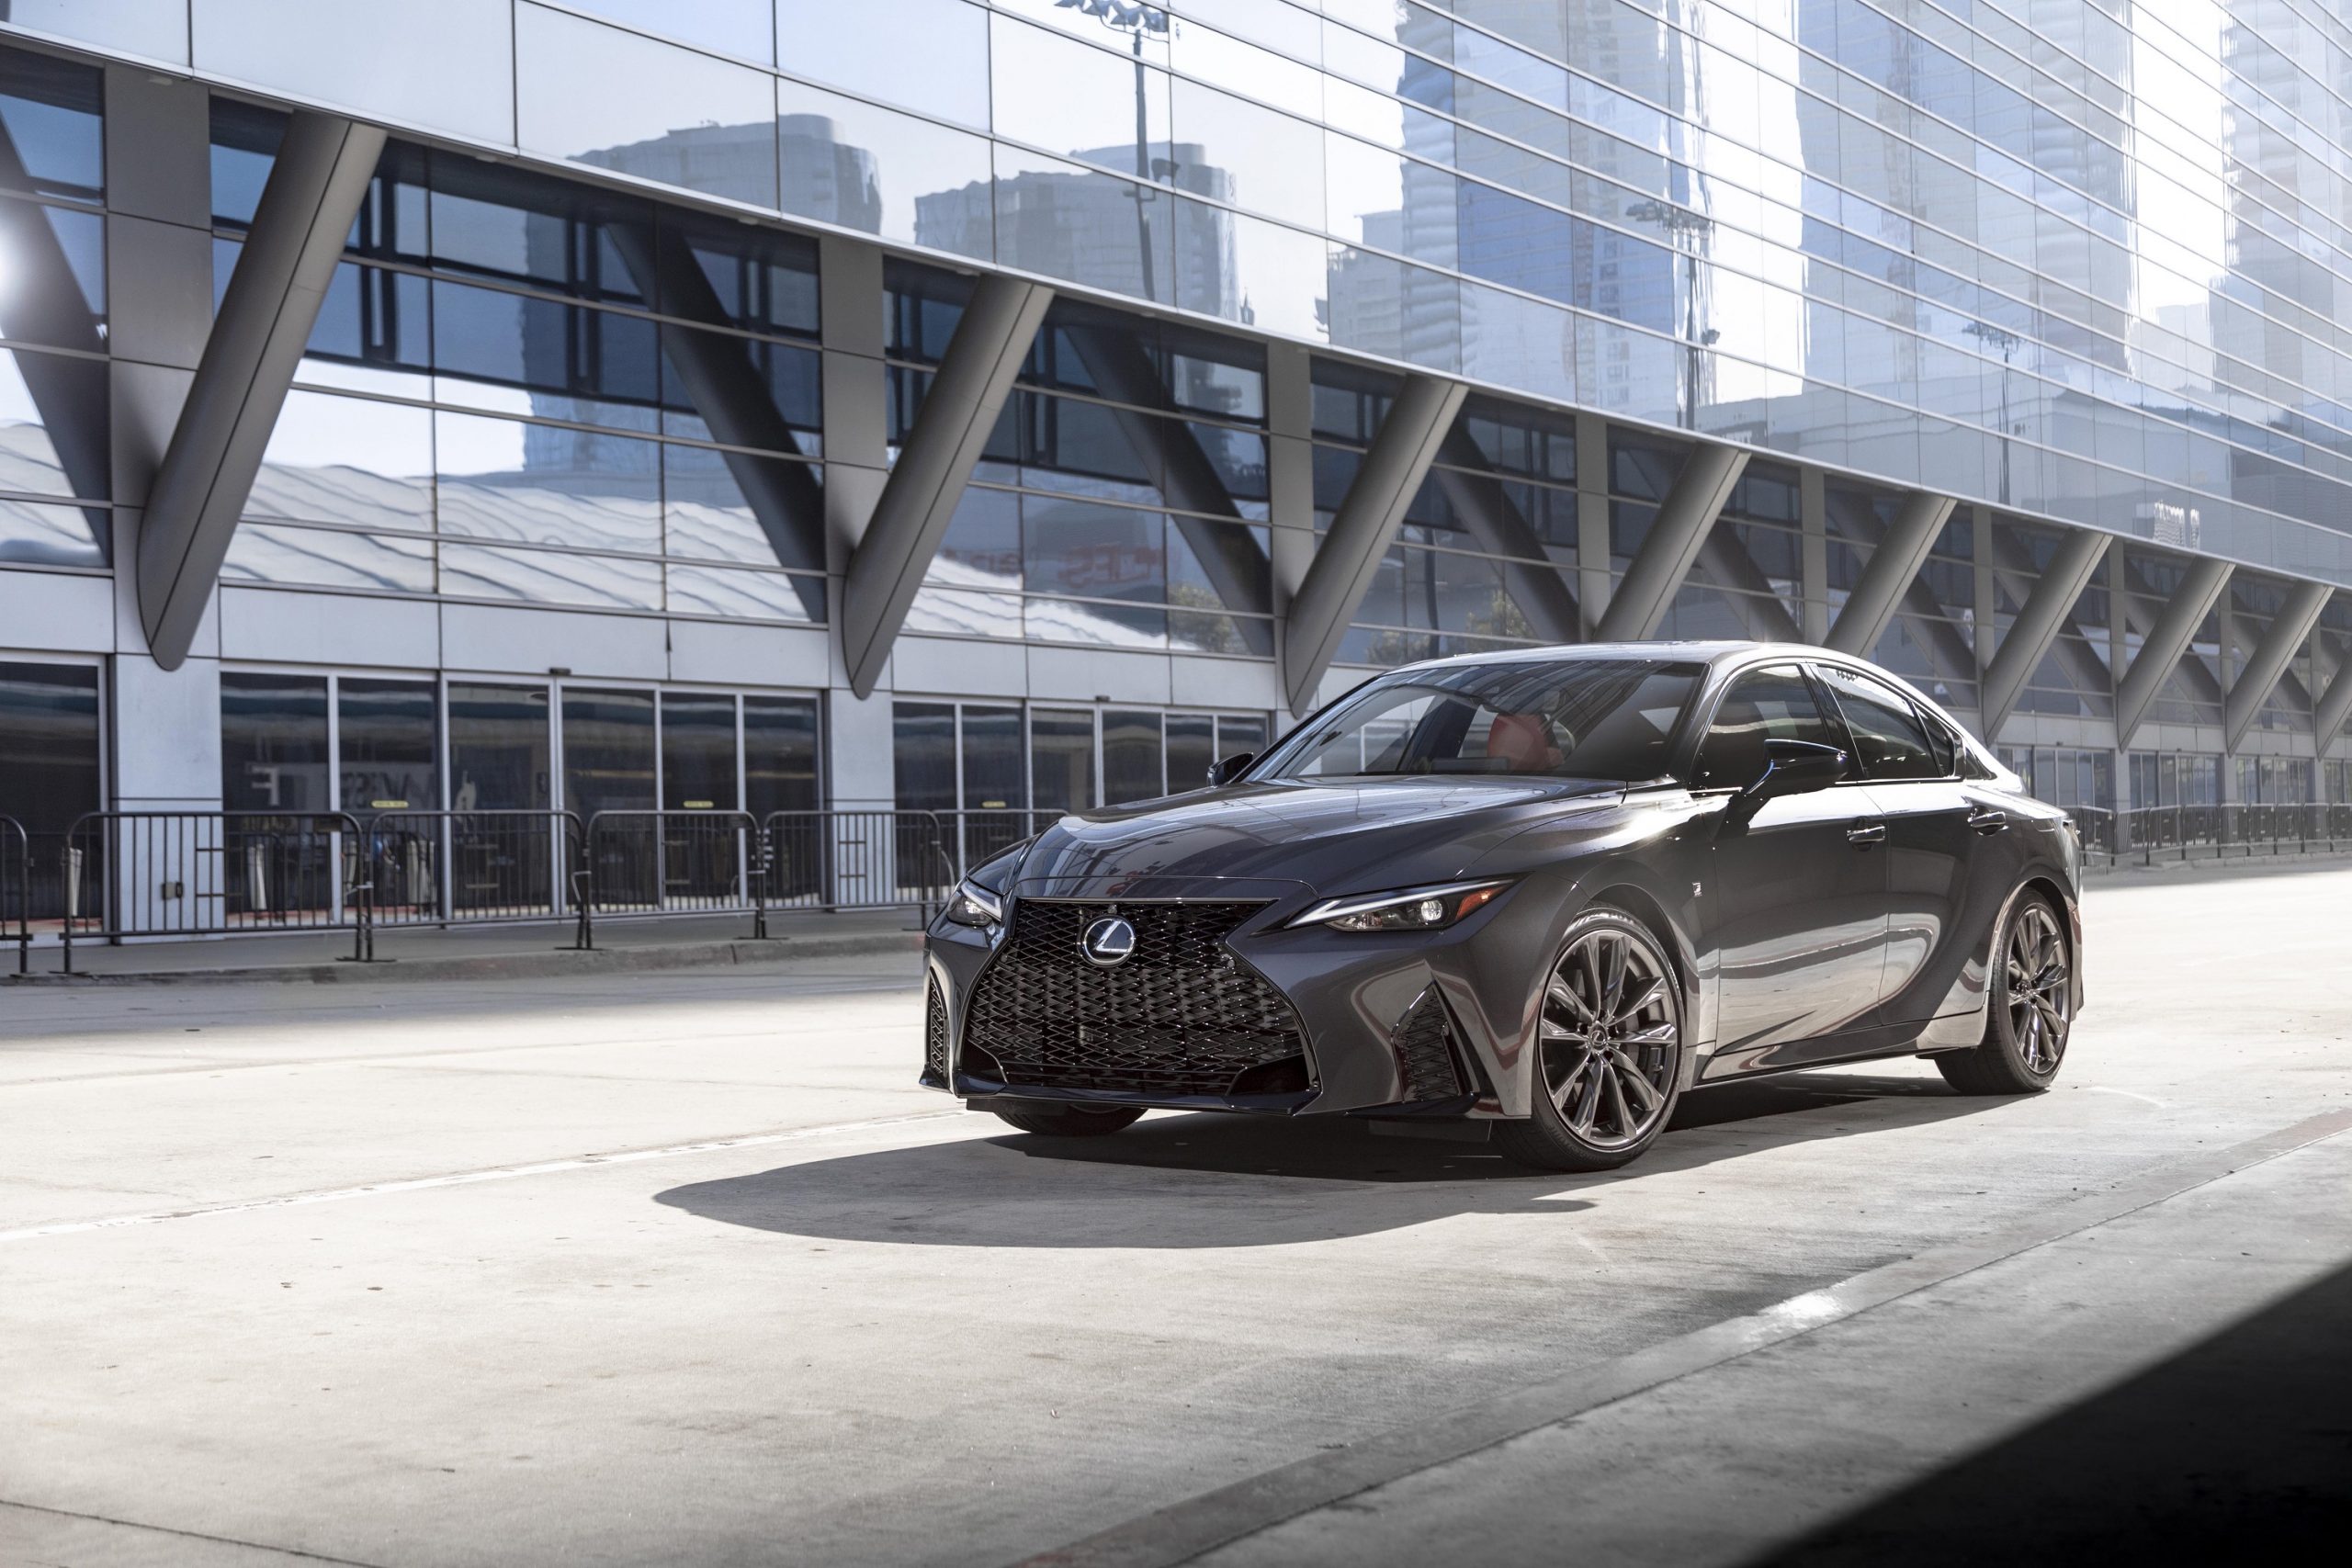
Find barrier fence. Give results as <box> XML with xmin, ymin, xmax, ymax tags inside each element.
<box><xmin>365</xmin><ymin>810</ymin><xmax>584</xmax><ymax>930</ymax></box>
<box><xmin>55</xmin><ymin>810</ymin><xmax>372</xmax><ymax>973</ymax></box>
<box><xmin>2070</xmin><ymin>803</ymin><xmax>2352</xmax><ymax>867</ymax></box>
<box><xmin>763</xmin><ymin>809</ymin><xmax>956</xmax><ymax>918</ymax></box>
<box><xmin>2</xmin><ymin>816</ymin><xmax>27</xmax><ymax>976</ymax></box>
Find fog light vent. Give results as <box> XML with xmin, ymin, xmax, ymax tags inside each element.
<box><xmin>923</xmin><ymin>977</ymin><xmax>951</xmax><ymax>1082</ymax></box>
<box><xmin>1390</xmin><ymin>987</ymin><xmax>1465</xmax><ymax>1103</ymax></box>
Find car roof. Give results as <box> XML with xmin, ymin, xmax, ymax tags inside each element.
<box><xmin>1389</xmin><ymin>640</ymin><xmax>1830</xmax><ymax>674</ymax></box>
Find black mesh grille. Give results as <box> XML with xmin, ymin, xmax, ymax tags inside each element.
<box><xmin>1391</xmin><ymin>987</ymin><xmax>1465</xmax><ymax>1103</ymax></box>
<box><xmin>963</xmin><ymin>900</ymin><xmax>1306</xmax><ymax>1098</ymax></box>
<box><xmin>923</xmin><ymin>977</ymin><xmax>950</xmax><ymax>1079</ymax></box>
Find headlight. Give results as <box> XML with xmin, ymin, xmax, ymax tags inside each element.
<box><xmin>1292</xmin><ymin>879</ymin><xmax>1509</xmax><ymax>932</ymax></box>
<box><xmin>942</xmin><ymin>880</ymin><xmax>1003</xmax><ymax>928</ymax></box>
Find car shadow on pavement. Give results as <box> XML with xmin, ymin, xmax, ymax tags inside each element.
<box><xmin>653</xmin><ymin>1070</ymin><xmax>2007</xmax><ymax>1249</ymax></box>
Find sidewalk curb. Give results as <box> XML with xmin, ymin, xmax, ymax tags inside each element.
<box><xmin>2</xmin><ymin>930</ymin><xmax>923</xmax><ymax>987</ymax></box>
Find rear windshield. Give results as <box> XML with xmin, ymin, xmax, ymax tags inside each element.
<box><xmin>1256</xmin><ymin>659</ymin><xmax>1702</xmax><ymax>782</ymax></box>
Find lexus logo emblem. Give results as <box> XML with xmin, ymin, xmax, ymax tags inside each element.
<box><xmin>1081</xmin><ymin>916</ymin><xmax>1136</xmax><ymax>967</ymax></box>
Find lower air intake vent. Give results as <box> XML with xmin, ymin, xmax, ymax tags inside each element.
<box><xmin>962</xmin><ymin>900</ymin><xmax>1306</xmax><ymax>1098</ymax></box>
<box><xmin>923</xmin><ymin>977</ymin><xmax>951</xmax><ymax>1081</ymax></box>
<box><xmin>1390</xmin><ymin>987</ymin><xmax>1466</xmax><ymax>1103</ymax></box>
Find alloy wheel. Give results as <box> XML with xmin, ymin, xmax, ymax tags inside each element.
<box><xmin>2006</xmin><ymin>901</ymin><xmax>2070</xmax><ymax>1073</ymax></box>
<box><xmin>1538</xmin><ymin>926</ymin><xmax>1679</xmax><ymax>1150</ymax></box>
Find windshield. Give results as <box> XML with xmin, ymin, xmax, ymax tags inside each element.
<box><xmin>1257</xmin><ymin>659</ymin><xmax>1703</xmax><ymax>782</ymax></box>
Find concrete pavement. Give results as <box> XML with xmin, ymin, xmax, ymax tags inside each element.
<box><xmin>2</xmin><ymin>862</ymin><xmax>2348</xmax><ymax>1565</ymax></box>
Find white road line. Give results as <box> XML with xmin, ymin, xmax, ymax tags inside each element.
<box><xmin>0</xmin><ymin>1110</ymin><xmax>967</xmax><ymax>1245</ymax></box>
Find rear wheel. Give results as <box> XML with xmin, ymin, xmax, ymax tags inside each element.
<box><xmin>1936</xmin><ymin>891</ymin><xmax>2071</xmax><ymax>1095</ymax></box>
<box><xmin>989</xmin><ymin>1102</ymin><xmax>1146</xmax><ymax>1137</ymax></box>
<box><xmin>1495</xmin><ymin>908</ymin><xmax>1685</xmax><ymax>1173</ymax></box>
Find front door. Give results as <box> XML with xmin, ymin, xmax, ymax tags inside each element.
<box><xmin>1695</xmin><ymin>663</ymin><xmax>1890</xmax><ymax>1072</ymax></box>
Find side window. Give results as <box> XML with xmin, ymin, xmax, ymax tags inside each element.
<box><xmin>1696</xmin><ymin>664</ymin><xmax>1839</xmax><ymax>789</ymax></box>
<box><xmin>1817</xmin><ymin>666</ymin><xmax>1941</xmax><ymax>781</ymax></box>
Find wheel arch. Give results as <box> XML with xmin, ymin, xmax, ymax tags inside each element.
<box><xmin>1580</xmin><ymin>877</ymin><xmax>1704</xmax><ymax>1077</ymax></box>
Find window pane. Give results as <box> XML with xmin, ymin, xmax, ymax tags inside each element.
<box><xmin>436</xmin><ymin>412</ymin><xmax>662</xmax><ymax>554</ymax></box>
<box><xmin>440</xmin><ymin>542</ymin><xmax>664</xmax><ymax>611</ymax></box>
<box><xmin>195</xmin><ymin>0</ymin><xmax>514</xmax><ymax>145</ymax></box>
<box><xmin>0</xmin><ymin>660</ymin><xmax>99</xmax><ymax>920</ymax></box>
<box><xmin>777</xmin><ymin>79</ymin><xmax>995</xmax><ymax>257</ymax></box>
<box><xmin>0</xmin><ymin>344</ymin><xmax>109</xmax><ymax>508</ymax></box>
<box><xmin>221</xmin><ymin>524</ymin><xmax>435</xmax><ymax>592</ymax></box>
<box><xmin>449</xmin><ymin>683</ymin><xmax>551</xmax><ymax>810</ymax></box>
<box><xmin>891</xmin><ymin>701</ymin><xmax>956</xmax><ymax>812</ymax></box>
<box><xmin>251</xmin><ymin>391</ymin><xmax>435</xmax><ymax>531</ymax></box>
<box><xmin>515</xmin><ymin>5</ymin><xmax>776</xmax><ymax>209</ymax></box>
<box><xmin>566</xmin><ymin>0</ymin><xmax>772</xmax><ymax>62</ymax></box>
<box><xmin>663</xmin><ymin>443</ymin><xmax>821</xmax><ymax>567</ymax></box>
<box><xmin>1102</xmin><ymin>710</ymin><xmax>1164</xmax><ymax>803</ymax></box>
<box><xmin>561</xmin><ymin>687</ymin><xmax>657</xmax><ymax>817</ymax></box>
<box><xmin>659</xmin><ymin>327</ymin><xmax>820</xmax><ymax>448</ymax></box>
<box><xmin>426</xmin><ymin>152</ymin><xmax>650</xmax><ymax>306</ymax></box>
<box><xmin>0</xmin><ymin>46</ymin><xmax>104</xmax><ymax>200</ymax></box>
<box><xmin>661</xmin><ymin>692</ymin><xmax>738</xmax><ymax>811</ymax></box>
<box><xmin>0</xmin><ymin>498</ymin><xmax>106</xmax><ymax>568</ymax></box>
<box><xmin>960</xmin><ymin>705</ymin><xmax>1025</xmax><ymax>811</ymax></box>
<box><xmin>1165</xmin><ymin>713</ymin><xmax>1214</xmax><ymax>793</ymax></box>
<box><xmin>220</xmin><ymin>672</ymin><xmax>331</xmax><ymax>812</ymax></box>
<box><xmin>1697</xmin><ymin>664</ymin><xmax>1837</xmax><ymax>789</ymax></box>
<box><xmin>432</xmin><ymin>280</ymin><xmax>661</xmax><ymax>429</ymax></box>
<box><xmin>777</xmin><ymin>0</ymin><xmax>989</xmax><ymax>127</ymax></box>
<box><xmin>665</xmin><ymin>561</ymin><xmax>822</xmax><ymax>624</ymax></box>
<box><xmin>744</xmin><ymin>695</ymin><xmax>819</xmax><ymax>818</ymax></box>
<box><xmin>339</xmin><ymin>678</ymin><xmax>438</xmax><ymax>811</ymax></box>
<box><xmin>1030</xmin><ymin>707</ymin><xmax>1095</xmax><ymax>813</ymax></box>
<box><xmin>1216</xmin><ymin>714</ymin><xmax>1268</xmax><ymax>757</ymax></box>
<box><xmin>1024</xmin><ymin>498</ymin><xmax>1163</xmax><ymax>604</ymax></box>
<box><xmin>0</xmin><ymin>197</ymin><xmax>105</xmax><ymax>349</ymax></box>
<box><xmin>659</xmin><ymin>212</ymin><xmax>819</xmax><ymax>338</ymax></box>
<box><xmin>1818</xmin><ymin>664</ymin><xmax>1941</xmax><ymax>781</ymax></box>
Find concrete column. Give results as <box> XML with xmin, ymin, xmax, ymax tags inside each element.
<box><xmin>840</xmin><ymin>274</ymin><xmax>1053</xmax><ymax>698</ymax></box>
<box><xmin>135</xmin><ymin>111</ymin><xmax>388</xmax><ymax>671</ymax></box>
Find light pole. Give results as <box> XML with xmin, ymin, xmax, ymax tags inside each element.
<box><xmin>1057</xmin><ymin>0</ymin><xmax>1170</xmax><ymax>300</ymax></box>
<box><xmin>1963</xmin><ymin>321</ymin><xmax>2021</xmax><ymax>507</ymax></box>
<box><xmin>1628</xmin><ymin>200</ymin><xmax>1715</xmax><ymax>429</ymax></box>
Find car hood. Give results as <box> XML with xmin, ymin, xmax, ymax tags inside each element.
<box><xmin>1008</xmin><ymin>775</ymin><xmax>1625</xmax><ymax>898</ymax></box>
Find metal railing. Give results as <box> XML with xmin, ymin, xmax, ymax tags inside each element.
<box><xmin>763</xmin><ymin>809</ymin><xmax>956</xmax><ymax>918</ymax></box>
<box><xmin>56</xmin><ymin>810</ymin><xmax>372</xmax><ymax>973</ymax></box>
<box><xmin>363</xmin><ymin>809</ymin><xmax>585</xmax><ymax>930</ymax></box>
<box><xmin>2076</xmin><ymin>803</ymin><xmax>2352</xmax><ymax>867</ymax></box>
<box><xmin>576</xmin><ymin>809</ymin><xmax>767</xmax><ymax>949</ymax></box>
<box><xmin>1</xmin><ymin>815</ymin><xmax>26</xmax><ymax>976</ymax></box>
<box><xmin>932</xmin><ymin>808</ymin><xmax>1065</xmax><ymax>878</ymax></box>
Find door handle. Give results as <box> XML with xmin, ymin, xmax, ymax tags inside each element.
<box><xmin>1847</xmin><ymin>821</ymin><xmax>1886</xmax><ymax>847</ymax></box>
<box><xmin>1967</xmin><ymin>809</ymin><xmax>2008</xmax><ymax>835</ymax></box>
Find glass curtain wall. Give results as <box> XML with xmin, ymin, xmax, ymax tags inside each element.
<box><xmin>890</xmin><ymin>265</ymin><xmax>1277</xmax><ymax>657</ymax></box>
<box><xmin>0</xmin><ymin>660</ymin><xmax>100</xmax><ymax>923</ymax></box>
<box><xmin>0</xmin><ymin>46</ymin><xmax>111</xmax><ymax>572</ymax></box>
<box><xmin>210</xmin><ymin>103</ymin><xmax>827</xmax><ymax>625</ymax></box>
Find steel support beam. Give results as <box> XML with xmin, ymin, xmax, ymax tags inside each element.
<box><xmin>607</xmin><ymin>222</ymin><xmax>828</xmax><ymax>622</ymax></box>
<box><xmin>2315</xmin><ymin>626</ymin><xmax>2352</xmax><ymax>759</ymax></box>
<box><xmin>1428</xmin><ymin>427</ymin><xmax>1579</xmax><ymax>644</ymax></box>
<box><xmin>1283</xmin><ymin>375</ymin><xmax>1467</xmax><ymax>716</ymax></box>
<box><xmin>2112</xmin><ymin>556</ymin><xmax>2232</xmax><ymax>750</ymax></box>
<box><xmin>2224</xmin><ymin>580</ymin><xmax>2332</xmax><ymax>754</ymax></box>
<box><xmin>1594</xmin><ymin>442</ymin><xmax>1748</xmax><ymax>642</ymax></box>
<box><xmin>135</xmin><ymin>112</ymin><xmax>387</xmax><ymax>670</ymax></box>
<box><xmin>1694</xmin><ymin>525</ymin><xmax>1802</xmax><ymax>642</ymax></box>
<box><xmin>1824</xmin><ymin>491</ymin><xmax>1954</xmax><ymax>655</ymax></box>
<box><xmin>1985</xmin><ymin>528</ymin><xmax>2121</xmax><ymax>717</ymax></box>
<box><xmin>1978</xmin><ymin>527</ymin><xmax>2109</xmax><ymax>739</ymax></box>
<box><xmin>841</xmin><ymin>276</ymin><xmax>1054</xmax><ymax>698</ymax></box>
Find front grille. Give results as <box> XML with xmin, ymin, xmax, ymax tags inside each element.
<box><xmin>1390</xmin><ymin>987</ymin><xmax>1466</xmax><ymax>1103</ymax></box>
<box><xmin>923</xmin><ymin>977</ymin><xmax>950</xmax><ymax>1080</ymax></box>
<box><xmin>962</xmin><ymin>900</ymin><xmax>1307</xmax><ymax>1098</ymax></box>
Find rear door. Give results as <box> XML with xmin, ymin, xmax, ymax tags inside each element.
<box><xmin>1697</xmin><ymin>663</ymin><xmax>1890</xmax><ymax>1066</ymax></box>
<box><xmin>1812</xmin><ymin>663</ymin><xmax>1984</xmax><ymax>1025</ymax></box>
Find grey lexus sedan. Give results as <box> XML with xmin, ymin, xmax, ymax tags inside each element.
<box><xmin>921</xmin><ymin>642</ymin><xmax>2084</xmax><ymax>1172</ymax></box>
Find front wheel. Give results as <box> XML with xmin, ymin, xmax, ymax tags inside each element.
<box><xmin>1495</xmin><ymin>908</ymin><xmax>1686</xmax><ymax>1173</ymax></box>
<box><xmin>1936</xmin><ymin>891</ymin><xmax>2072</xmax><ymax>1095</ymax></box>
<box><xmin>989</xmin><ymin>1101</ymin><xmax>1146</xmax><ymax>1137</ymax></box>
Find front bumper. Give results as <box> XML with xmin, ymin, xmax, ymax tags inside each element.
<box><xmin>922</xmin><ymin>878</ymin><xmax>1537</xmax><ymax>1118</ymax></box>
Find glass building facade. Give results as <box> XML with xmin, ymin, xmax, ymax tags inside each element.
<box><xmin>2</xmin><ymin>2</ymin><xmax>2350</xmax><ymax>891</ymax></box>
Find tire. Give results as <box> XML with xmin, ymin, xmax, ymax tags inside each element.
<box><xmin>1936</xmin><ymin>890</ymin><xmax>2072</xmax><ymax>1096</ymax></box>
<box><xmin>1495</xmin><ymin>907</ymin><xmax>1687</xmax><ymax>1173</ymax></box>
<box><xmin>989</xmin><ymin>1102</ymin><xmax>1147</xmax><ymax>1137</ymax></box>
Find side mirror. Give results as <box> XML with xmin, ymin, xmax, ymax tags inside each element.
<box><xmin>1726</xmin><ymin>739</ymin><xmax>1846</xmax><ymax>827</ymax></box>
<box><xmin>1206</xmin><ymin>751</ymin><xmax>1256</xmax><ymax>788</ymax></box>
